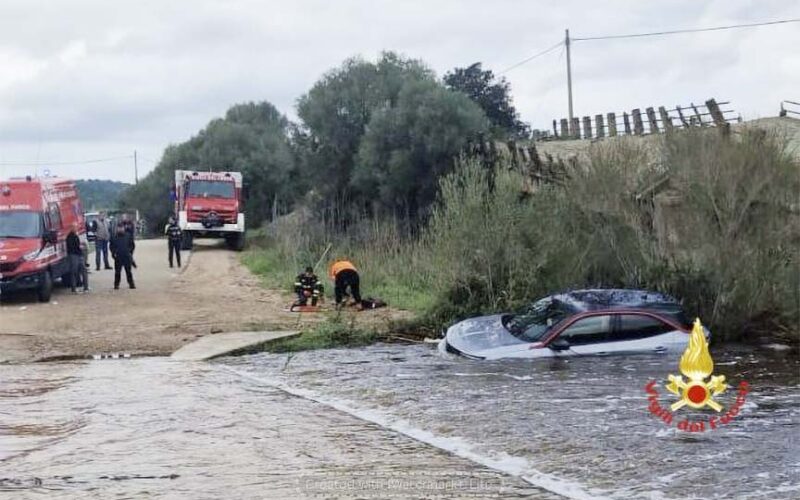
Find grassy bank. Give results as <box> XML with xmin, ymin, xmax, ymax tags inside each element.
<box><xmin>244</xmin><ymin>126</ymin><xmax>799</xmax><ymax>346</ymax></box>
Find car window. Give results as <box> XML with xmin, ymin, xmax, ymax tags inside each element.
<box><xmin>613</xmin><ymin>314</ymin><xmax>674</xmax><ymax>341</ymax></box>
<box><xmin>558</xmin><ymin>315</ymin><xmax>612</xmax><ymax>345</ymax></box>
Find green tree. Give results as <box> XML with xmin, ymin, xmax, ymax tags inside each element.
<box><xmin>120</xmin><ymin>101</ymin><xmax>296</xmax><ymax>233</ymax></box>
<box><xmin>296</xmin><ymin>52</ymin><xmax>435</xmax><ymax>207</ymax></box>
<box><xmin>443</xmin><ymin>62</ymin><xmax>529</xmax><ymax>139</ymax></box>
<box><xmin>353</xmin><ymin>79</ymin><xmax>488</xmax><ymax>216</ymax></box>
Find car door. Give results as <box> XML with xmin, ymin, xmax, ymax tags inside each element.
<box><xmin>553</xmin><ymin>314</ymin><xmax>613</xmax><ymax>356</ymax></box>
<box><xmin>605</xmin><ymin>313</ymin><xmax>679</xmax><ymax>354</ymax></box>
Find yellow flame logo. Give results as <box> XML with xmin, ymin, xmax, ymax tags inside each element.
<box><xmin>666</xmin><ymin>318</ymin><xmax>727</xmax><ymax>411</ymax></box>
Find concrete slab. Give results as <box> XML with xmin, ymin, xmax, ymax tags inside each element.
<box><xmin>171</xmin><ymin>331</ymin><xmax>299</xmax><ymax>361</ymax></box>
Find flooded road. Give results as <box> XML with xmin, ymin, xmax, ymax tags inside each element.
<box><xmin>0</xmin><ymin>358</ymin><xmax>549</xmax><ymax>499</ymax></box>
<box><xmin>2</xmin><ymin>345</ymin><xmax>797</xmax><ymax>499</ymax></box>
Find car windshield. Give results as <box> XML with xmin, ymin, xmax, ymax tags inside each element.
<box><xmin>503</xmin><ymin>298</ymin><xmax>568</xmax><ymax>342</ymax></box>
<box><xmin>187</xmin><ymin>180</ymin><xmax>235</xmax><ymax>199</ymax></box>
<box><xmin>0</xmin><ymin>211</ymin><xmax>42</xmax><ymax>238</ymax></box>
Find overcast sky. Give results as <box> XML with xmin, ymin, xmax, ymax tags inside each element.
<box><xmin>1</xmin><ymin>0</ymin><xmax>797</xmax><ymax>183</ymax></box>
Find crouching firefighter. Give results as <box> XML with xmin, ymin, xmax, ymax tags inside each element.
<box><xmin>329</xmin><ymin>259</ymin><xmax>361</xmax><ymax>308</ymax></box>
<box><xmin>294</xmin><ymin>266</ymin><xmax>323</xmax><ymax>306</ymax></box>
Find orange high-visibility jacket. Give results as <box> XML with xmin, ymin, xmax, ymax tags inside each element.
<box><xmin>329</xmin><ymin>260</ymin><xmax>357</xmax><ymax>279</ymax></box>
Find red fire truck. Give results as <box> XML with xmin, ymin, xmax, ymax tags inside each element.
<box><xmin>174</xmin><ymin>170</ymin><xmax>245</xmax><ymax>251</ymax></box>
<box><xmin>0</xmin><ymin>176</ymin><xmax>86</xmax><ymax>302</ymax></box>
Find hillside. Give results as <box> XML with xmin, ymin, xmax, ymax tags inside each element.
<box><xmin>75</xmin><ymin>179</ymin><xmax>131</xmax><ymax>211</ymax></box>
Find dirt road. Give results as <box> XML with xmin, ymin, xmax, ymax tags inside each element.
<box><xmin>0</xmin><ymin>239</ymin><xmax>401</xmax><ymax>364</ymax></box>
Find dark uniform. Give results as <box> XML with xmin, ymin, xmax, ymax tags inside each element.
<box><xmin>165</xmin><ymin>221</ymin><xmax>182</xmax><ymax>267</ymax></box>
<box><xmin>111</xmin><ymin>229</ymin><xmax>135</xmax><ymax>289</ymax></box>
<box><xmin>294</xmin><ymin>268</ymin><xmax>322</xmax><ymax>306</ymax></box>
<box><xmin>120</xmin><ymin>218</ymin><xmax>137</xmax><ymax>268</ymax></box>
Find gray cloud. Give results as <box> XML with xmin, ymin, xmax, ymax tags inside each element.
<box><xmin>0</xmin><ymin>0</ymin><xmax>797</xmax><ymax>181</ymax></box>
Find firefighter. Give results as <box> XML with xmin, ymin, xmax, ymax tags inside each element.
<box><xmin>111</xmin><ymin>223</ymin><xmax>136</xmax><ymax>289</ymax></box>
<box><xmin>294</xmin><ymin>266</ymin><xmax>323</xmax><ymax>306</ymax></box>
<box><xmin>329</xmin><ymin>259</ymin><xmax>361</xmax><ymax>308</ymax></box>
<box><xmin>120</xmin><ymin>214</ymin><xmax>137</xmax><ymax>268</ymax></box>
<box><xmin>164</xmin><ymin>216</ymin><xmax>182</xmax><ymax>268</ymax></box>
<box><xmin>66</xmin><ymin>223</ymin><xmax>89</xmax><ymax>293</ymax></box>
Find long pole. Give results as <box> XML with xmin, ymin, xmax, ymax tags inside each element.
<box><xmin>565</xmin><ymin>29</ymin><xmax>574</xmax><ymax>125</ymax></box>
<box><xmin>134</xmin><ymin>150</ymin><xmax>139</xmax><ymax>184</ymax></box>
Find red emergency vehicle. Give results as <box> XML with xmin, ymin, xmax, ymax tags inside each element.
<box><xmin>174</xmin><ymin>170</ymin><xmax>245</xmax><ymax>251</ymax></box>
<box><xmin>0</xmin><ymin>176</ymin><xmax>86</xmax><ymax>302</ymax></box>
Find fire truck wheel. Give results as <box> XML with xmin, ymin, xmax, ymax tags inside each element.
<box><xmin>37</xmin><ymin>271</ymin><xmax>53</xmax><ymax>302</ymax></box>
<box><xmin>233</xmin><ymin>232</ymin><xmax>245</xmax><ymax>251</ymax></box>
<box><xmin>181</xmin><ymin>232</ymin><xmax>193</xmax><ymax>251</ymax></box>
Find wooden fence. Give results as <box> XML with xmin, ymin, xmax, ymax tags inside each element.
<box><xmin>550</xmin><ymin>98</ymin><xmax>737</xmax><ymax>140</ymax></box>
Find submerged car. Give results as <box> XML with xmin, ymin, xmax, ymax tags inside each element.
<box><xmin>442</xmin><ymin>289</ymin><xmax>708</xmax><ymax>360</ymax></box>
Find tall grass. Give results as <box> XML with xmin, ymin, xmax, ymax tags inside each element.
<box><xmin>244</xmin><ymin>127</ymin><xmax>799</xmax><ymax>343</ymax></box>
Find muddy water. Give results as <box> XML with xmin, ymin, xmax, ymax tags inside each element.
<box><xmin>1</xmin><ymin>346</ymin><xmax>797</xmax><ymax>499</ymax></box>
<box><xmin>223</xmin><ymin>345</ymin><xmax>799</xmax><ymax>499</ymax></box>
<box><xmin>0</xmin><ymin>359</ymin><xmax>551</xmax><ymax>499</ymax></box>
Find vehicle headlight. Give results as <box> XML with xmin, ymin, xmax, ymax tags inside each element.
<box><xmin>22</xmin><ymin>249</ymin><xmax>42</xmax><ymax>261</ymax></box>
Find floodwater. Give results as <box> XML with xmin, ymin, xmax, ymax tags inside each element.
<box><xmin>1</xmin><ymin>345</ymin><xmax>798</xmax><ymax>499</ymax></box>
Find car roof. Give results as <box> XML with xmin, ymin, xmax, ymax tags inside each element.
<box><xmin>550</xmin><ymin>289</ymin><xmax>681</xmax><ymax>313</ymax></box>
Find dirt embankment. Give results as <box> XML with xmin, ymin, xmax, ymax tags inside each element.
<box><xmin>0</xmin><ymin>239</ymin><xmax>404</xmax><ymax>364</ymax></box>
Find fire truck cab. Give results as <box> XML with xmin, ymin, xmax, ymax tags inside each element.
<box><xmin>0</xmin><ymin>176</ymin><xmax>86</xmax><ymax>302</ymax></box>
<box><xmin>174</xmin><ymin>170</ymin><xmax>245</xmax><ymax>251</ymax></box>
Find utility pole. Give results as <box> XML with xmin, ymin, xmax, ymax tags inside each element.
<box><xmin>565</xmin><ymin>29</ymin><xmax>574</xmax><ymax>125</ymax></box>
<box><xmin>133</xmin><ymin>150</ymin><xmax>139</xmax><ymax>185</ymax></box>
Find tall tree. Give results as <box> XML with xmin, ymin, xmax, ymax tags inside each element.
<box><xmin>444</xmin><ymin>63</ymin><xmax>529</xmax><ymax>139</ymax></box>
<box><xmin>296</xmin><ymin>52</ymin><xmax>435</xmax><ymax>207</ymax></box>
<box><xmin>353</xmin><ymin>79</ymin><xmax>488</xmax><ymax>217</ymax></box>
<box><xmin>120</xmin><ymin>101</ymin><xmax>296</xmax><ymax>233</ymax></box>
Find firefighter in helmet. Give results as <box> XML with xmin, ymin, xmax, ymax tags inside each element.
<box><xmin>294</xmin><ymin>266</ymin><xmax>323</xmax><ymax>306</ymax></box>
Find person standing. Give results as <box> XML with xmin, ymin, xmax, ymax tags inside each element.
<box><xmin>164</xmin><ymin>216</ymin><xmax>182</xmax><ymax>268</ymax></box>
<box><xmin>111</xmin><ymin>224</ymin><xmax>135</xmax><ymax>289</ymax></box>
<box><xmin>329</xmin><ymin>259</ymin><xmax>361</xmax><ymax>308</ymax></box>
<box><xmin>66</xmin><ymin>223</ymin><xmax>89</xmax><ymax>293</ymax></box>
<box><xmin>120</xmin><ymin>214</ymin><xmax>137</xmax><ymax>268</ymax></box>
<box><xmin>94</xmin><ymin>212</ymin><xmax>112</xmax><ymax>270</ymax></box>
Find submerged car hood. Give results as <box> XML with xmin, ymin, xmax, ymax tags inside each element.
<box><xmin>445</xmin><ymin>314</ymin><xmax>527</xmax><ymax>355</ymax></box>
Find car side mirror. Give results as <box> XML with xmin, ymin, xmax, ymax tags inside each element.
<box><xmin>548</xmin><ymin>338</ymin><xmax>570</xmax><ymax>351</ymax></box>
<box><xmin>43</xmin><ymin>230</ymin><xmax>58</xmax><ymax>245</ymax></box>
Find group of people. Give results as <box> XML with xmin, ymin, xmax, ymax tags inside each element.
<box><xmin>293</xmin><ymin>259</ymin><xmax>362</xmax><ymax>309</ymax></box>
<box><xmin>70</xmin><ymin>212</ymin><xmax>137</xmax><ymax>292</ymax></box>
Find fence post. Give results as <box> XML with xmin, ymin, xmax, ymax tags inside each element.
<box><xmin>632</xmin><ymin>109</ymin><xmax>644</xmax><ymax>135</ymax></box>
<box><xmin>571</xmin><ymin>117</ymin><xmax>581</xmax><ymax>139</ymax></box>
<box><xmin>607</xmin><ymin>112</ymin><xmax>617</xmax><ymax>136</ymax></box>
<box><xmin>658</xmin><ymin>106</ymin><xmax>673</xmax><ymax>132</ymax></box>
<box><xmin>675</xmin><ymin>105</ymin><xmax>689</xmax><ymax>128</ymax></box>
<box><xmin>646</xmin><ymin>107</ymin><xmax>659</xmax><ymax>134</ymax></box>
<box><xmin>560</xmin><ymin>118</ymin><xmax>569</xmax><ymax>138</ymax></box>
<box><xmin>595</xmin><ymin>114</ymin><xmax>605</xmax><ymax>138</ymax></box>
<box><xmin>623</xmin><ymin>112</ymin><xmax>632</xmax><ymax>135</ymax></box>
<box><xmin>705</xmin><ymin>99</ymin><xmax>726</xmax><ymax>127</ymax></box>
<box><xmin>582</xmin><ymin>116</ymin><xmax>592</xmax><ymax>139</ymax></box>
<box><xmin>690</xmin><ymin>103</ymin><xmax>704</xmax><ymax>126</ymax></box>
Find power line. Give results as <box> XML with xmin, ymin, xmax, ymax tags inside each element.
<box><xmin>499</xmin><ymin>41</ymin><xmax>564</xmax><ymax>74</ymax></box>
<box><xmin>0</xmin><ymin>155</ymin><xmax>133</xmax><ymax>166</ymax></box>
<box><xmin>573</xmin><ymin>18</ymin><xmax>800</xmax><ymax>42</ymax></box>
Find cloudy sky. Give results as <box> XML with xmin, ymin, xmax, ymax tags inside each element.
<box><xmin>1</xmin><ymin>0</ymin><xmax>797</xmax><ymax>182</ymax></box>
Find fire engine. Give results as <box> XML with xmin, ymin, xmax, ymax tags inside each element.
<box><xmin>174</xmin><ymin>170</ymin><xmax>245</xmax><ymax>251</ymax></box>
<box><xmin>0</xmin><ymin>176</ymin><xmax>87</xmax><ymax>302</ymax></box>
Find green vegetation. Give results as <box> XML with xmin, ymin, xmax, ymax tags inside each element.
<box><xmin>265</xmin><ymin>316</ymin><xmax>381</xmax><ymax>353</ymax></box>
<box><xmin>245</xmin><ymin>127</ymin><xmax>799</xmax><ymax>344</ymax></box>
<box><xmin>120</xmin><ymin>102</ymin><xmax>297</xmax><ymax>234</ymax></box>
<box><xmin>75</xmin><ymin>179</ymin><xmax>130</xmax><ymax>210</ymax></box>
<box><xmin>444</xmin><ymin>62</ymin><xmax>529</xmax><ymax>139</ymax></box>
